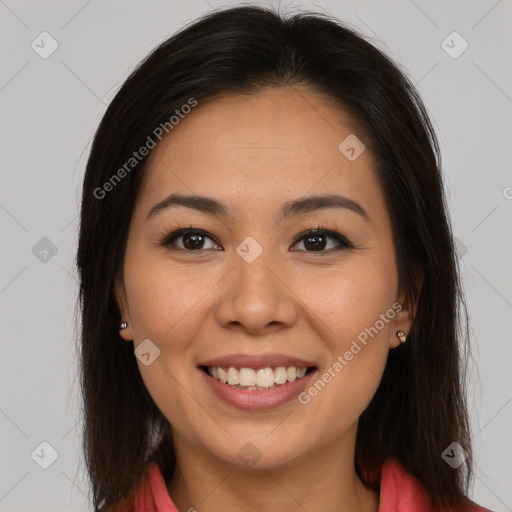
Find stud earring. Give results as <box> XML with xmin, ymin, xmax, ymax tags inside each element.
<box><xmin>119</xmin><ymin>322</ymin><xmax>128</xmax><ymax>330</ymax></box>
<box><xmin>396</xmin><ymin>330</ymin><xmax>407</xmax><ymax>343</ymax></box>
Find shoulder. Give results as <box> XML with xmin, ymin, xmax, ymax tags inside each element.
<box><xmin>379</xmin><ymin>458</ymin><xmax>493</xmax><ymax>512</ymax></box>
<box><xmin>94</xmin><ymin>470</ymin><xmax>149</xmax><ymax>512</ymax></box>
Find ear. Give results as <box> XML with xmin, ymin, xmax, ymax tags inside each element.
<box><xmin>114</xmin><ymin>274</ymin><xmax>134</xmax><ymax>341</ymax></box>
<box><xmin>389</xmin><ymin>261</ymin><xmax>423</xmax><ymax>349</ymax></box>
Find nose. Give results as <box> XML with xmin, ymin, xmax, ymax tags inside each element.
<box><xmin>214</xmin><ymin>251</ymin><xmax>298</xmax><ymax>336</ymax></box>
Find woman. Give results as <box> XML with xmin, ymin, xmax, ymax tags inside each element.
<box><xmin>76</xmin><ymin>5</ymin><xmax>492</xmax><ymax>511</ymax></box>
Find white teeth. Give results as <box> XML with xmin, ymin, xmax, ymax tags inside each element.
<box><xmin>239</xmin><ymin>368</ymin><xmax>255</xmax><ymax>386</ymax></box>
<box><xmin>274</xmin><ymin>366</ymin><xmax>288</xmax><ymax>384</ymax></box>
<box><xmin>287</xmin><ymin>367</ymin><xmax>296</xmax><ymax>381</ymax></box>
<box><xmin>207</xmin><ymin>366</ymin><xmax>310</xmax><ymax>387</ymax></box>
<box><xmin>227</xmin><ymin>367</ymin><xmax>239</xmax><ymax>385</ymax></box>
<box><xmin>218</xmin><ymin>367</ymin><xmax>227</xmax><ymax>383</ymax></box>
<box><xmin>256</xmin><ymin>368</ymin><xmax>274</xmax><ymax>388</ymax></box>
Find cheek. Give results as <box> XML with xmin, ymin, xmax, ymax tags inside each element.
<box><xmin>123</xmin><ymin>255</ymin><xmax>215</xmax><ymax>429</ymax></box>
<box><xmin>296</xmin><ymin>258</ymin><xmax>395</xmax><ymax>340</ymax></box>
<box><xmin>125</xmin><ymin>253</ymin><xmax>217</xmax><ymax>342</ymax></box>
<box><xmin>295</xmin><ymin>262</ymin><xmax>393</xmax><ymax>403</ymax></box>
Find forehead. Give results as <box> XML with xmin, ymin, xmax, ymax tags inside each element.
<box><xmin>137</xmin><ymin>86</ymin><xmax>384</xmax><ymax>224</ymax></box>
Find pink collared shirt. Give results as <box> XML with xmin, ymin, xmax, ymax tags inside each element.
<box><xmin>126</xmin><ymin>458</ymin><xmax>492</xmax><ymax>511</ymax></box>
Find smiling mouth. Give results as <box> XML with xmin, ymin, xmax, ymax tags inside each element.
<box><xmin>199</xmin><ymin>365</ymin><xmax>317</xmax><ymax>391</ymax></box>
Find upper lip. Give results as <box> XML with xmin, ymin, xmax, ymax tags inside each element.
<box><xmin>198</xmin><ymin>353</ymin><xmax>318</xmax><ymax>370</ymax></box>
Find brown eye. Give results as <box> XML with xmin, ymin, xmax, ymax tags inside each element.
<box><xmin>290</xmin><ymin>229</ymin><xmax>352</xmax><ymax>253</ymax></box>
<box><xmin>160</xmin><ymin>229</ymin><xmax>221</xmax><ymax>251</ymax></box>
<box><xmin>159</xmin><ymin>227</ymin><xmax>353</xmax><ymax>253</ymax></box>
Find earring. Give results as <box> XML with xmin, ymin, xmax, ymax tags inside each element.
<box><xmin>119</xmin><ymin>322</ymin><xmax>128</xmax><ymax>330</ymax></box>
<box><xmin>396</xmin><ymin>330</ymin><xmax>407</xmax><ymax>343</ymax></box>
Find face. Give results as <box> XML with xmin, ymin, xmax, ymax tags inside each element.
<box><xmin>115</xmin><ymin>86</ymin><xmax>415</xmax><ymax>470</ymax></box>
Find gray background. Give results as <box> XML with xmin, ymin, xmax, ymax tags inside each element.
<box><xmin>1</xmin><ymin>0</ymin><xmax>511</xmax><ymax>510</ymax></box>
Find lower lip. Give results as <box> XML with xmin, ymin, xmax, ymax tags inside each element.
<box><xmin>199</xmin><ymin>367</ymin><xmax>318</xmax><ymax>411</ymax></box>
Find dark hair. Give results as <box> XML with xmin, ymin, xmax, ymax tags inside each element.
<box><xmin>76</xmin><ymin>5</ymin><xmax>478</xmax><ymax>511</ymax></box>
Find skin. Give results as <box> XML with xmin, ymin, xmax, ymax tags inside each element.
<box><xmin>115</xmin><ymin>86</ymin><xmax>420</xmax><ymax>512</ymax></box>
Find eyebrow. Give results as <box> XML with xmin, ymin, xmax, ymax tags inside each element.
<box><xmin>146</xmin><ymin>192</ymin><xmax>369</xmax><ymax>222</ymax></box>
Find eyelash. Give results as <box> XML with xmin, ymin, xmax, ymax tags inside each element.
<box><xmin>157</xmin><ymin>224</ymin><xmax>354</xmax><ymax>254</ymax></box>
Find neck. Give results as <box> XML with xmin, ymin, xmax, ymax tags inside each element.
<box><xmin>167</xmin><ymin>427</ymin><xmax>380</xmax><ymax>512</ymax></box>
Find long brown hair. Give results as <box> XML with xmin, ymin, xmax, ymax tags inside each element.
<box><xmin>76</xmin><ymin>5</ymin><xmax>477</xmax><ymax>510</ymax></box>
